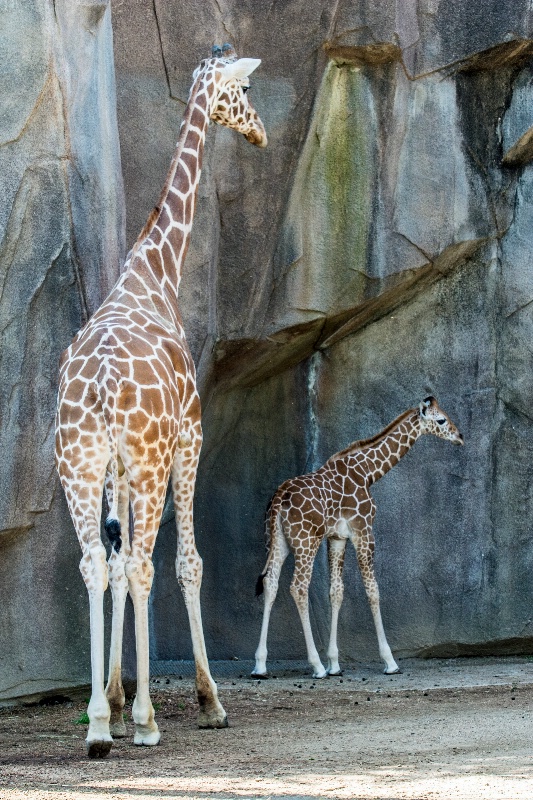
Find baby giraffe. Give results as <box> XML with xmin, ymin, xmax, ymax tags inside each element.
<box><xmin>252</xmin><ymin>397</ymin><xmax>464</xmax><ymax>679</ymax></box>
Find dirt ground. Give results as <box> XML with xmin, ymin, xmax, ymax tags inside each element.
<box><xmin>1</xmin><ymin>659</ymin><xmax>533</xmax><ymax>800</ymax></box>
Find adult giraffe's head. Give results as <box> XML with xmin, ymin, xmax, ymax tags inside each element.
<box><xmin>195</xmin><ymin>43</ymin><xmax>267</xmax><ymax>147</ymax></box>
<box><xmin>419</xmin><ymin>396</ymin><xmax>464</xmax><ymax>445</ymax></box>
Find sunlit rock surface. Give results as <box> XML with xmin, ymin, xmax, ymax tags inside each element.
<box><xmin>0</xmin><ymin>0</ymin><xmax>124</xmax><ymax>701</ymax></box>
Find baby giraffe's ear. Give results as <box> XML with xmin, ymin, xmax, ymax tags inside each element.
<box><xmin>220</xmin><ymin>58</ymin><xmax>261</xmax><ymax>81</ymax></box>
<box><xmin>420</xmin><ymin>396</ymin><xmax>434</xmax><ymax>416</ymax></box>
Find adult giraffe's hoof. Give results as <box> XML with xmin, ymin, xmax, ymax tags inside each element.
<box><xmin>198</xmin><ymin>709</ymin><xmax>228</xmax><ymax>729</ymax></box>
<box><xmin>327</xmin><ymin>669</ymin><xmax>343</xmax><ymax>677</ymax></box>
<box><xmin>110</xmin><ymin>719</ymin><xmax>127</xmax><ymax>738</ymax></box>
<box><xmin>384</xmin><ymin>666</ymin><xmax>401</xmax><ymax>675</ymax></box>
<box><xmin>250</xmin><ymin>671</ymin><xmax>269</xmax><ymax>679</ymax></box>
<box><xmin>86</xmin><ymin>738</ymin><xmax>113</xmax><ymax>759</ymax></box>
<box><xmin>134</xmin><ymin>727</ymin><xmax>161</xmax><ymax>746</ymax></box>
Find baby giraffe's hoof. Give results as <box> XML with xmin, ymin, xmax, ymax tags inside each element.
<box><xmin>86</xmin><ymin>738</ymin><xmax>113</xmax><ymax>759</ymax></box>
<box><xmin>250</xmin><ymin>671</ymin><xmax>269</xmax><ymax>679</ymax></box>
<box><xmin>327</xmin><ymin>670</ymin><xmax>343</xmax><ymax>677</ymax></box>
<box><xmin>313</xmin><ymin>669</ymin><xmax>328</xmax><ymax>679</ymax></box>
<box><xmin>384</xmin><ymin>666</ymin><xmax>401</xmax><ymax>675</ymax></box>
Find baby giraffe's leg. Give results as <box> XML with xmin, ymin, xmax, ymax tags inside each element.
<box><xmin>252</xmin><ymin>531</ymin><xmax>290</xmax><ymax>677</ymax></box>
<box><xmin>105</xmin><ymin>471</ymin><xmax>130</xmax><ymax>738</ymax></box>
<box><xmin>290</xmin><ymin>542</ymin><xmax>326</xmax><ymax>678</ymax></box>
<box><xmin>353</xmin><ymin>526</ymin><xmax>400</xmax><ymax>675</ymax></box>
<box><xmin>326</xmin><ymin>537</ymin><xmax>347</xmax><ymax>676</ymax></box>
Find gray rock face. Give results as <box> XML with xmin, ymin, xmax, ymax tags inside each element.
<box><xmin>0</xmin><ymin>0</ymin><xmax>124</xmax><ymax>700</ymax></box>
<box><xmin>3</xmin><ymin>0</ymin><xmax>533</xmax><ymax>702</ymax></box>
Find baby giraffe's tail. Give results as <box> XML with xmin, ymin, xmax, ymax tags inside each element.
<box><xmin>255</xmin><ymin>493</ymin><xmax>282</xmax><ymax>596</ymax></box>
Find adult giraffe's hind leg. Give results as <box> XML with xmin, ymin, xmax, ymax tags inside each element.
<box><xmin>104</xmin><ymin>470</ymin><xmax>130</xmax><ymax>738</ymax></box>
<box><xmin>353</xmin><ymin>526</ymin><xmax>400</xmax><ymax>675</ymax></box>
<box><xmin>126</xmin><ymin>471</ymin><xmax>169</xmax><ymax>747</ymax></box>
<box><xmin>172</xmin><ymin>436</ymin><xmax>227</xmax><ymax>729</ymax></box>
<box><xmin>81</xmin><ymin>531</ymin><xmax>113</xmax><ymax>757</ymax></box>
<box><xmin>64</xmin><ymin>476</ymin><xmax>113</xmax><ymax>757</ymax></box>
<box><xmin>326</xmin><ymin>537</ymin><xmax>347</xmax><ymax>676</ymax></box>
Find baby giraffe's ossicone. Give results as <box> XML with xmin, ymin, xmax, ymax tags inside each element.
<box><xmin>252</xmin><ymin>397</ymin><xmax>464</xmax><ymax>680</ymax></box>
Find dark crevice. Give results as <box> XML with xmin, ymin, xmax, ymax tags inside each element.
<box><xmin>152</xmin><ymin>0</ymin><xmax>183</xmax><ymax>104</ymax></box>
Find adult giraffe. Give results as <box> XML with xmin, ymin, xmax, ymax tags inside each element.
<box><xmin>55</xmin><ymin>44</ymin><xmax>267</xmax><ymax>758</ymax></box>
<box><xmin>252</xmin><ymin>397</ymin><xmax>463</xmax><ymax>679</ymax></box>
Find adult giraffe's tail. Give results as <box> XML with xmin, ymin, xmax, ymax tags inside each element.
<box><xmin>255</xmin><ymin>492</ymin><xmax>282</xmax><ymax>596</ymax></box>
<box><xmin>97</xmin><ymin>360</ymin><xmax>123</xmax><ymax>553</ymax></box>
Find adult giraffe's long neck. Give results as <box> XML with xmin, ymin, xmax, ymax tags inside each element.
<box><xmin>364</xmin><ymin>408</ymin><xmax>422</xmax><ymax>486</ymax></box>
<box><xmin>131</xmin><ymin>69</ymin><xmax>213</xmax><ymax>301</ymax></box>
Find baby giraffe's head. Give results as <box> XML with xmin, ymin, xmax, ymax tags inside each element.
<box><xmin>419</xmin><ymin>396</ymin><xmax>464</xmax><ymax>445</ymax></box>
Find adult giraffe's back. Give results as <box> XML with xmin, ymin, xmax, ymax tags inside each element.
<box><xmin>55</xmin><ymin>44</ymin><xmax>267</xmax><ymax>758</ymax></box>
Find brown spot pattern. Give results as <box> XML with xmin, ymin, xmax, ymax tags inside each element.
<box><xmin>55</xmin><ymin>51</ymin><xmax>265</xmax><ymax>750</ymax></box>
<box><xmin>254</xmin><ymin>400</ymin><xmax>463</xmax><ymax>678</ymax></box>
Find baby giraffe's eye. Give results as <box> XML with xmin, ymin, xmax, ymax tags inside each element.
<box><xmin>242</xmin><ymin>85</ymin><xmax>249</xmax><ymax>93</ymax></box>
<box><xmin>437</xmin><ymin>418</ymin><xmax>447</xmax><ymax>425</ymax></box>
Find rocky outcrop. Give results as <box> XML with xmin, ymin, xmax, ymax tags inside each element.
<box><xmin>0</xmin><ymin>0</ymin><xmax>124</xmax><ymax>701</ymax></box>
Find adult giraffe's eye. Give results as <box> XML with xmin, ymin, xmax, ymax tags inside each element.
<box><xmin>242</xmin><ymin>85</ymin><xmax>249</xmax><ymax>93</ymax></box>
<box><xmin>437</xmin><ymin>418</ymin><xmax>446</xmax><ymax>425</ymax></box>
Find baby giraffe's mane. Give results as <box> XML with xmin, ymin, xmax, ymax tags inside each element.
<box><xmin>325</xmin><ymin>407</ymin><xmax>418</xmax><ymax>464</ymax></box>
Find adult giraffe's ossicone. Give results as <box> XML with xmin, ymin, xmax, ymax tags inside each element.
<box><xmin>55</xmin><ymin>45</ymin><xmax>267</xmax><ymax>758</ymax></box>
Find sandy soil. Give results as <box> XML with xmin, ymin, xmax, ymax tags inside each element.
<box><xmin>1</xmin><ymin>670</ymin><xmax>532</xmax><ymax>800</ymax></box>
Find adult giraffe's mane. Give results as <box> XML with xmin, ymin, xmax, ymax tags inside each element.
<box><xmin>326</xmin><ymin>407</ymin><xmax>419</xmax><ymax>463</ymax></box>
<box><xmin>130</xmin><ymin>68</ymin><xmax>207</xmax><ymax>255</ymax></box>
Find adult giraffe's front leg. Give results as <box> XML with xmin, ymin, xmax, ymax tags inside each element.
<box><xmin>172</xmin><ymin>428</ymin><xmax>227</xmax><ymax>729</ymax></box>
<box><xmin>353</xmin><ymin>525</ymin><xmax>400</xmax><ymax>675</ymax></box>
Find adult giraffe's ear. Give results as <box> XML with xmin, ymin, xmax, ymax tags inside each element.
<box><xmin>221</xmin><ymin>58</ymin><xmax>261</xmax><ymax>81</ymax></box>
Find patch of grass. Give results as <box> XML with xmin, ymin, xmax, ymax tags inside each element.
<box><xmin>75</xmin><ymin>711</ymin><xmax>90</xmax><ymax>725</ymax></box>
<box><xmin>153</xmin><ymin>702</ymin><xmax>161</xmax><ymax>712</ymax></box>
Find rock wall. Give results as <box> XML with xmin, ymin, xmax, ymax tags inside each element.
<box><xmin>0</xmin><ymin>0</ymin><xmax>124</xmax><ymax>700</ymax></box>
<box><xmin>3</xmin><ymin>0</ymin><xmax>533</xmax><ymax>702</ymax></box>
<box><xmin>110</xmin><ymin>0</ymin><xmax>533</xmax><ymax>666</ymax></box>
